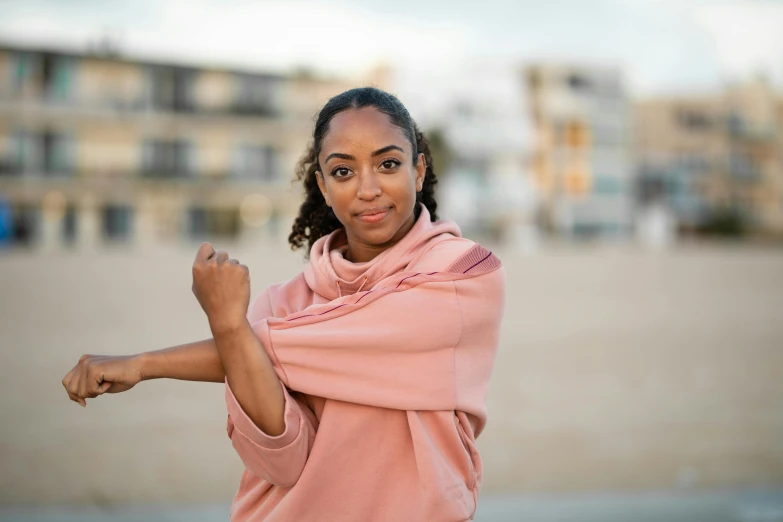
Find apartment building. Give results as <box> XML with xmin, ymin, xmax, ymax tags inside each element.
<box><xmin>525</xmin><ymin>64</ymin><xmax>634</xmax><ymax>239</ymax></box>
<box><xmin>0</xmin><ymin>42</ymin><xmax>364</xmax><ymax>249</ymax></box>
<box><xmin>634</xmin><ymin>77</ymin><xmax>783</xmax><ymax>237</ymax></box>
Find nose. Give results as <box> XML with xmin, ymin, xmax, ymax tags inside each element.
<box><xmin>356</xmin><ymin>169</ymin><xmax>382</xmax><ymax>201</ymax></box>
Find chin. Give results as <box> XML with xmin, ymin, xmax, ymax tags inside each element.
<box><xmin>355</xmin><ymin>226</ymin><xmax>397</xmax><ymax>246</ymax></box>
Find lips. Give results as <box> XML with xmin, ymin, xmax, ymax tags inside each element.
<box><xmin>356</xmin><ymin>207</ymin><xmax>391</xmax><ymax>223</ymax></box>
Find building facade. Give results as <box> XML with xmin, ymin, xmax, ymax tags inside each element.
<box><xmin>525</xmin><ymin>64</ymin><xmax>635</xmax><ymax>239</ymax></box>
<box><xmin>634</xmin><ymin>77</ymin><xmax>783</xmax><ymax>237</ymax></box>
<box><xmin>0</xmin><ymin>43</ymin><xmax>364</xmax><ymax>249</ymax></box>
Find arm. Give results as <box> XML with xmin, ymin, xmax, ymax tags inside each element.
<box><xmin>140</xmin><ymin>337</ymin><xmax>224</xmax><ymax>382</ymax></box>
<box><xmin>189</xmin><ymin>242</ymin><xmax>286</xmax><ymax>436</ymax></box>
<box><xmin>190</xmin><ymin>244</ymin><xmax>317</xmax><ymax>485</ymax></box>
<box><xmin>215</xmin><ymin>317</ymin><xmax>318</xmax><ymax>487</ymax></box>
<box><xmin>212</xmin><ymin>320</ymin><xmax>285</xmax><ymax>436</ymax></box>
<box><xmin>61</xmin><ymin>337</ymin><xmax>224</xmax><ymax>407</ymax></box>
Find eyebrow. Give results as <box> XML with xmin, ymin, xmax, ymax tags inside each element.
<box><xmin>323</xmin><ymin>145</ymin><xmax>405</xmax><ymax>164</ymax></box>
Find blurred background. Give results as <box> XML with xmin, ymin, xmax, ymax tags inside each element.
<box><xmin>1</xmin><ymin>0</ymin><xmax>782</xmax><ymax>521</ymax></box>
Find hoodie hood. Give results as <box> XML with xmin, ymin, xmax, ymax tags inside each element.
<box><xmin>304</xmin><ymin>203</ymin><xmax>461</xmax><ymax>300</ymax></box>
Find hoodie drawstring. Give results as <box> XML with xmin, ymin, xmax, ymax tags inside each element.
<box><xmin>357</xmin><ymin>276</ymin><xmax>368</xmax><ymax>293</ymax></box>
<box><xmin>336</xmin><ymin>276</ymin><xmax>368</xmax><ymax>298</ymax></box>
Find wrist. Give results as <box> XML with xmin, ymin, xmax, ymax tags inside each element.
<box><xmin>209</xmin><ymin>317</ymin><xmax>249</xmax><ymax>338</ymax></box>
<box><xmin>134</xmin><ymin>352</ymin><xmax>155</xmax><ymax>381</ymax></box>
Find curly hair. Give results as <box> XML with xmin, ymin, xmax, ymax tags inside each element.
<box><xmin>288</xmin><ymin>87</ymin><xmax>439</xmax><ymax>256</ymax></box>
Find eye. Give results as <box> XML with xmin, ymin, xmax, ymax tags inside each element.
<box><xmin>330</xmin><ymin>166</ymin><xmax>352</xmax><ymax>178</ymax></box>
<box><xmin>379</xmin><ymin>159</ymin><xmax>401</xmax><ymax>171</ymax></box>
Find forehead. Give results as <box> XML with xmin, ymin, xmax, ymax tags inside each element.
<box><xmin>320</xmin><ymin>107</ymin><xmax>410</xmax><ymax>157</ymax></box>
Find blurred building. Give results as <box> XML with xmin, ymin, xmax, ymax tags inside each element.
<box><xmin>0</xmin><ymin>42</ymin><xmax>363</xmax><ymax>249</ymax></box>
<box><xmin>525</xmin><ymin>64</ymin><xmax>635</xmax><ymax>240</ymax></box>
<box><xmin>634</xmin><ymin>77</ymin><xmax>783</xmax><ymax>238</ymax></box>
<box><xmin>398</xmin><ymin>62</ymin><xmax>537</xmax><ymax>249</ymax></box>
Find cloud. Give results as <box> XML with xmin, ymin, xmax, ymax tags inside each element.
<box><xmin>0</xmin><ymin>0</ymin><xmax>780</xmax><ymax>92</ymax></box>
<box><xmin>0</xmin><ymin>0</ymin><xmax>480</xmax><ymax>74</ymax></box>
<box><xmin>693</xmin><ymin>1</ymin><xmax>783</xmax><ymax>83</ymax></box>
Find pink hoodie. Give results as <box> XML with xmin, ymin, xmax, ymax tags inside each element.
<box><xmin>224</xmin><ymin>204</ymin><xmax>505</xmax><ymax>521</ymax></box>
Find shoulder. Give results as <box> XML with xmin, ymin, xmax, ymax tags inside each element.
<box><xmin>411</xmin><ymin>236</ymin><xmax>503</xmax><ymax>277</ymax></box>
<box><xmin>409</xmin><ymin>236</ymin><xmax>478</xmax><ymax>273</ymax></box>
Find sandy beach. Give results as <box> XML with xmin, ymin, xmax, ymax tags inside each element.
<box><xmin>1</xmin><ymin>241</ymin><xmax>782</xmax><ymax>515</ymax></box>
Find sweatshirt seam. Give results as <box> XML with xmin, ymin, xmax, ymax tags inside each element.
<box><xmin>263</xmin><ymin>321</ymin><xmax>290</xmax><ymax>387</ymax></box>
<box><xmin>451</xmin><ymin>280</ymin><xmax>464</xmax><ymax>410</ymax></box>
<box><xmin>233</xmin><ymin>410</ymin><xmax>304</xmax><ymax>452</ymax></box>
<box><xmin>258</xmin><ymin>291</ymin><xmax>291</xmax><ymax>387</ymax></box>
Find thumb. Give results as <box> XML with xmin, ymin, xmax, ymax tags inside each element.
<box><xmin>96</xmin><ymin>381</ymin><xmax>112</xmax><ymax>395</ymax></box>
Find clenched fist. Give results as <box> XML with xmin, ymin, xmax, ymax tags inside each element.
<box><xmin>192</xmin><ymin>242</ymin><xmax>251</xmax><ymax>334</ymax></box>
<box><xmin>62</xmin><ymin>354</ymin><xmax>143</xmax><ymax>407</ymax></box>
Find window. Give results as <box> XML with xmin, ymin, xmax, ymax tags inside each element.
<box><xmin>677</xmin><ymin>153</ymin><xmax>710</xmax><ymax>174</ymax></box>
<box><xmin>145</xmin><ymin>66</ymin><xmax>196</xmax><ymax>112</ymax></box>
<box><xmin>42</xmin><ymin>54</ymin><xmax>77</xmax><ymax>101</ymax></box>
<box><xmin>567</xmin><ymin>74</ymin><xmax>591</xmax><ymax>91</ymax></box>
<box><xmin>6</xmin><ymin>130</ymin><xmax>75</xmax><ymax>175</ymax></box>
<box><xmin>102</xmin><ymin>205</ymin><xmax>133</xmax><ymax>241</ymax></box>
<box><xmin>41</xmin><ymin>131</ymin><xmax>76</xmax><ymax>175</ymax></box>
<box><xmin>729</xmin><ymin>153</ymin><xmax>758</xmax><ymax>180</ymax></box>
<box><xmin>142</xmin><ymin>140</ymin><xmax>195</xmax><ymax>178</ymax></box>
<box><xmin>8</xmin><ymin>130</ymin><xmax>35</xmax><ymax>173</ymax></box>
<box><xmin>233</xmin><ymin>74</ymin><xmax>280</xmax><ymax>115</ymax></box>
<box><xmin>728</xmin><ymin>113</ymin><xmax>744</xmax><ymax>136</ymax></box>
<box><xmin>187</xmin><ymin>207</ymin><xmax>240</xmax><ymax>239</ymax></box>
<box><xmin>11</xmin><ymin>52</ymin><xmax>36</xmax><ymax>94</ymax></box>
<box><xmin>233</xmin><ymin>145</ymin><xmax>278</xmax><ymax>181</ymax></box>
<box><xmin>677</xmin><ymin>110</ymin><xmax>712</xmax><ymax>131</ymax></box>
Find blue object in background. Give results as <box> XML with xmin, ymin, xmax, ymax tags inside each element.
<box><xmin>0</xmin><ymin>197</ymin><xmax>12</xmax><ymax>246</ymax></box>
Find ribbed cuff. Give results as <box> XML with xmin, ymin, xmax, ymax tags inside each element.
<box><xmin>225</xmin><ymin>377</ymin><xmax>302</xmax><ymax>449</ymax></box>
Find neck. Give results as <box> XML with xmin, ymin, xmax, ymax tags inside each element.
<box><xmin>344</xmin><ymin>211</ymin><xmax>417</xmax><ymax>263</ymax></box>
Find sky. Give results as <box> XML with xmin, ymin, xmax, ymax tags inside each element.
<box><xmin>0</xmin><ymin>0</ymin><xmax>782</xmax><ymax>97</ymax></box>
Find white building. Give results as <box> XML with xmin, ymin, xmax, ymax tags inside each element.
<box><xmin>395</xmin><ymin>61</ymin><xmax>538</xmax><ymax>250</ymax></box>
<box><xmin>526</xmin><ymin>64</ymin><xmax>634</xmax><ymax>239</ymax></box>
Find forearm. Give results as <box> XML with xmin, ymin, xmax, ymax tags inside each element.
<box><xmin>139</xmin><ymin>338</ymin><xmax>225</xmax><ymax>383</ymax></box>
<box><xmin>213</xmin><ymin>320</ymin><xmax>285</xmax><ymax>436</ymax></box>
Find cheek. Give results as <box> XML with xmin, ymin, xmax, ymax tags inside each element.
<box><xmin>326</xmin><ymin>182</ymin><xmax>354</xmax><ymax>211</ymax></box>
<box><xmin>390</xmin><ymin>175</ymin><xmax>418</xmax><ymax>204</ymax></box>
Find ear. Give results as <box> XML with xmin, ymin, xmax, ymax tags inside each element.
<box><xmin>315</xmin><ymin>170</ymin><xmax>331</xmax><ymax>207</ymax></box>
<box><xmin>415</xmin><ymin>153</ymin><xmax>426</xmax><ymax>193</ymax></box>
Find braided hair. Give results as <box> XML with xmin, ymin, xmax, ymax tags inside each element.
<box><xmin>288</xmin><ymin>87</ymin><xmax>439</xmax><ymax>256</ymax></box>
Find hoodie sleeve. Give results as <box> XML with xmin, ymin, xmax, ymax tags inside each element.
<box><xmin>224</xmin><ymin>289</ymin><xmax>319</xmax><ymax>487</ymax></box>
<box><xmin>225</xmin><ymin>379</ymin><xmax>318</xmax><ymax>487</ymax></box>
<box><xmin>252</xmin><ymin>247</ymin><xmax>504</xmax><ymax>422</ymax></box>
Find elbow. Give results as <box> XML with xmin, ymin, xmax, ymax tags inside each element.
<box><xmin>229</xmin><ymin>427</ymin><xmax>310</xmax><ymax>488</ymax></box>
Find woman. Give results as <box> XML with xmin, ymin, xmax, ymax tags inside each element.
<box><xmin>62</xmin><ymin>87</ymin><xmax>505</xmax><ymax>521</ymax></box>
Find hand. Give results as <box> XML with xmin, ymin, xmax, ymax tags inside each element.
<box><xmin>62</xmin><ymin>354</ymin><xmax>144</xmax><ymax>407</ymax></box>
<box><xmin>191</xmin><ymin>242</ymin><xmax>251</xmax><ymax>334</ymax></box>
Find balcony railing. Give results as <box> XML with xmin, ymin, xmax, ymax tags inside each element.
<box><xmin>0</xmin><ymin>90</ymin><xmax>283</xmax><ymax>119</ymax></box>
